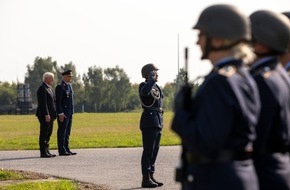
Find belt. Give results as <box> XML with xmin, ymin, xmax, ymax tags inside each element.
<box><xmin>143</xmin><ymin>107</ymin><xmax>163</xmax><ymax>114</ymax></box>
<box><xmin>187</xmin><ymin>150</ymin><xmax>252</xmax><ymax>164</ymax></box>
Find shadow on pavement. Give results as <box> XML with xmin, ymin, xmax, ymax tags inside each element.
<box><xmin>0</xmin><ymin>156</ymin><xmax>40</xmax><ymax>162</ymax></box>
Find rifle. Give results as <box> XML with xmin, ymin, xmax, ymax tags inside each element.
<box><xmin>185</xmin><ymin>47</ymin><xmax>188</xmax><ymax>83</ymax></box>
<box><xmin>183</xmin><ymin>47</ymin><xmax>192</xmax><ymax>110</ymax></box>
<box><xmin>175</xmin><ymin>47</ymin><xmax>191</xmax><ymax>183</ymax></box>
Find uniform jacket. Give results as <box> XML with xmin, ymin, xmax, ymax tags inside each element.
<box><xmin>250</xmin><ymin>57</ymin><xmax>290</xmax><ymax>154</ymax></box>
<box><xmin>139</xmin><ymin>79</ymin><xmax>163</xmax><ymax>129</ymax></box>
<box><xmin>172</xmin><ymin>58</ymin><xmax>261</xmax><ymax>158</ymax></box>
<box><xmin>36</xmin><ymin>82</ymin><xmax>56</xmax><ymax>119</ymax></box>
<box><xmin>171</xmin><ymin>58</ymin><xmax>261</xmax><ymax>190</ymax></box>
<box><xmin>55</xmin><ymin>81</ymin><xmax>74</xmax><ymax>116</ymax></box>
<box><xmin>250</xmin><ymin>57</ymin><xmax>290</xmax><ymax>190</ymax></box>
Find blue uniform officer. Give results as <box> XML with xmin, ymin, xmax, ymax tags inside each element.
<box><xmin>139</xmin><ymin>63</ymin><xmax>164</xmax><ymax>188</ymax></box>
<box><xmin>55</xmin><ymin>69</ymin><xmax>77</xmax><ymax>156</ymax></box>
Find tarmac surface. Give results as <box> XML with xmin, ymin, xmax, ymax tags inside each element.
<box><xmin>0</xmin><ymin>146</ymin><xmax>182</xmax><ymax>190</ymax></box>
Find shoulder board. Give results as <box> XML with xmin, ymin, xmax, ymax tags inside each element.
<box><xmin>262</xmin><ymin>71</ymin><xmax>272</xmax><ymax>79</ymax></box>
<box><xmin>261</xmin><ymin>66</ymin><xmax>272</xmax><ymax>79</ymax></box>
<box><xmin>218</xmin><ymin>65</ymin><xmax>237</xmax><ymax>77</ymax></box>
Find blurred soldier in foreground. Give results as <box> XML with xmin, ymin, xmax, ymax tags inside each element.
<box><xmin>281</xmin><ymin>12</ymin><xmax>290</xmax><ymax>74</ymax></box>
<box><xmin>171</xmin><ymin>4</ymin><xmax>261</xmax><ymax>190</ymax></box>
<box><xmin>36</xmin><ymin>72</ymin><xmax>57</xmax><ymax>158</ymax></box>
<box><xmin>139</xmin><ymin>63</ymin><xmax>164</xmax><ymax>188</ymax></box>
<box><xmin>249</xmin><ymin>10</ymin><xmax>290</xmax><ymax>190</ymax></box>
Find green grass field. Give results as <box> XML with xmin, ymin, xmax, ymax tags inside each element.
<box><xmin>0</xmin><ymin>112</ymin><xmax>180</xmax><ymax>150</ymax></box>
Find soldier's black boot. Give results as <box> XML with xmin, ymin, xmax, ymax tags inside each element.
<box><xmin>150</xmin><ymin>173</ymin><xmax>164</xmax><ymax>186</ymax></box>
<box><xmin>142</xmin><ymin>174</ymin><xmax>158</xmax><ymax>188</ymax></box>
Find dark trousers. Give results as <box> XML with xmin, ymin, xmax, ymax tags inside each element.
<box><xmin>254</xmin><ymin>153</ymin><xmax>290</xmax><ymax>190</ymax></box>
<box><xmin>141</xmin><ymin>128</ymin><xmax>162</xmax><ymax>175</ymax></box>
<box><xmin>57</xmin><ymin>114</ymin><xmax>72</xmax><ymax>153</ymax></box>
<box><xmin>38</xmin><ymin>117</ymin><xmax>54</xmax><ymax>154</ymax></box>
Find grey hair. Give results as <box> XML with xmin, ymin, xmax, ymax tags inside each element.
<box><xmin>43</xmin><ymin>72</ymin><xmax>54</xmax><ymax>81</ymax></box>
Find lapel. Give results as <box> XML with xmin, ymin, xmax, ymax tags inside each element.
<box><xmin>44</xmin><ymin>82</ymin><xmax>54</xmax><ymax>97</ymax></box>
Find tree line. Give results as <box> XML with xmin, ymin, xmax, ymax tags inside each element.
<box><xmin>0</xmin><ymin>57</ymin><xmax>200</xmax><ymax>114</ymax></box>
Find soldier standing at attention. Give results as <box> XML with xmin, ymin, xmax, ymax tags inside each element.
<box><xmin>171</xmin><ymin>4</ymin><xmax>261</xmax><ymax>190</ymax></box>
<box><xmin>139</xmin><ymin>63</ymin><xmax>164</xmax><ymax>188</ymax></box>
<box><xmin>249</xmin><ymin>10</ymin><xmax>290</xmax><ymax>190</ymax></box>
<box><xmin>55</xmin><ymin>70</ymin><xmax>77</xmax><ymax>156</ymax></box>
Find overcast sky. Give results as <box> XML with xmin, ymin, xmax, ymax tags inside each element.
<box><xmin>0</xmin><ymin>0</ymin><xmax>289</xmax><ymax>86</ymax></box>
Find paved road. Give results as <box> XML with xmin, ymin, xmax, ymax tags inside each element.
<box><xmin>0</xmin><ymin>146</ymin><xmax>182</xmax><ymax>190</ymax></box>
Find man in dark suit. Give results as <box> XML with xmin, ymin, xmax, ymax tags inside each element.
<box><xmin>55</xmin><ymin>70</ymin><xmax>76</xmax><ymax>156</ymax></box>
<box><xmin>36</xmin><ymin>72</ymin><xmax>57</xmax><ymax>158</ymax></box>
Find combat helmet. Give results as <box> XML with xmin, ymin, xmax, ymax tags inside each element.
<box><xmin>141</xmin><ymin>63</ymin><xmax>158</xmax><ymax>78</ymax></box>
<box><xmin>193</xmin><ymin>4</ymin><xmax>251</xmax><ymax>41</ymax></box>
<box><xmin>250</xmin><ymin>10</ymin><xmax>290</xmax><ymax>53</ymax></box>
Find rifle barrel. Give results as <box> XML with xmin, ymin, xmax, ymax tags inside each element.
<box><xmin>185</xmin><ymin>47</ymin><xmax>188</xmax><ymax>83</ymax></box>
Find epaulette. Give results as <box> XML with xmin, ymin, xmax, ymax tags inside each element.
<box><xmin>217</xmin><ymin>65</ymin><xmax>237</xmax><ymax>77</ymax></box>
<box><xmin>260</xmin><ymin>66</ymin><xmax>272</xmax><ymax>79</ymax></box>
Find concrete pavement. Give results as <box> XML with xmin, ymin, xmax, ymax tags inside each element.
<box><xmin>0</xmin><ymin>146</ymin><xmax>182</xmax><ymax>190</ymax></box>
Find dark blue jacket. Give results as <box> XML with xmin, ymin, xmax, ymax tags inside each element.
<box><xmin>250</xmin><ymin>57</ymin><xmax>290</xmax><ymax>190</ymax></box>
<box><xmin>250</xmin><ymin>57</ymin><xmax>290</xmax><ymax>154</ymax></box>
<box><xmin>172</xmin><ymin>59</ymin><xmax>260</xmax><ymax>157</ymax></box>
<box><xmin>55</xmin><ymin>81</ymin><xmax>74</xmax><ymax>116</ymax></box>
<box><xmin>171</xmin><ymin>58</ymin><xmax>261</xmax><ymax>190</ymax></box>
<box><xmin>139</xmin><ymin>79</ymin><xmax>163</xmax><ymax>129</ymax></box>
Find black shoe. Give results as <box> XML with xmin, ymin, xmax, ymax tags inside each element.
<box><xmin>47</xmin><ymin>151</ymin><xmax>56</xmax><ymax>157</ymax></box>
<box><xmin>150</xmin><ymin>173</ymin><xmax>164</xmax><ymax>186</ymax></box>
<box><xmin>59</xmin><ymin>152</ymin><xmax>71</xmax><ymax>156</ymax></box>
<box><xmin>48</xmin><ymin>153</ymin><xmax>56</xmax><ymax>157</ymax></box>
<box><xmin>142</xmin><ymin>174</ymin><xmax>158</xmax><ymax>188</ymax></box>
<box><xmin>40</xmin><ymin>153</ymin><xmax>54</xmax><ymax>158</ymax></box>
<box><xmin>68</xmin><ymin>151</ymin><xmax>77</xmax><ymax>155</ymax></box>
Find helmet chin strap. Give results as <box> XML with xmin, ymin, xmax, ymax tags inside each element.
<box><xmin>201</xmin><ymin>37</ymin><xmax>212</xmax><ymax>59</ymax></box>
